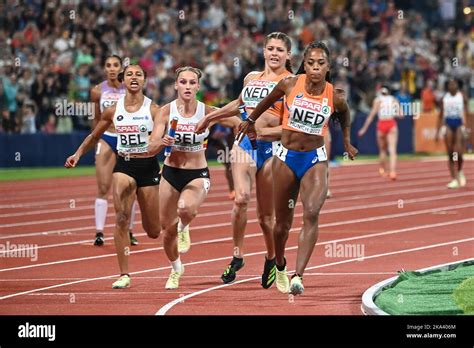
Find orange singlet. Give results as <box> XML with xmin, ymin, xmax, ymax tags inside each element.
<box><xmin>241</xmin><ymin>70</ymin><xmax>292</xmax><ymax>118</ymax></box>
<box><xmin>283</xmin><ymin>74</ymin><xmax>334</xmax><ymax>136</ymax></box>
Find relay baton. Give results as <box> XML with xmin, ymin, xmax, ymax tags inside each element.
<box><xmin>236</xmin><ymin>105</ymin><xmax>258</xmax><ymax>150</ymax></box>
<box><xmin>164</xmin><ymin>117</ymin><xmax>178</xmax><ymax>157</ymax></box>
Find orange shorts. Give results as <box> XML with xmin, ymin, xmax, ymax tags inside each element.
<box><xmin>377</xmin><ymin>119</ymin><xmax>397</xmax><ymax>135</ymax></box>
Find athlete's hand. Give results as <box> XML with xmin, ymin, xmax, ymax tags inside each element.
<box><xmin>344</xmin><ymin>143</ymin><xmax>358</xmax><ymax>160</ymax></box>
<box><xmin>65</xmin><ymin>154</ymin><xmax>80</xmax><ymax>168</ymax></box>
<box><xmin>161</xmin><ymin>134</ymin><xmax>175</xmax><ymax>147</ymax></box>
<box><xmin>357</xmin><ymin>128</ymin><xmax>366</xmax><ymax>137</ymax></box>
<box><xmin>195</xmin><ymin>118</ymin><xmax>210</xmax><ymax>134</ymax></box>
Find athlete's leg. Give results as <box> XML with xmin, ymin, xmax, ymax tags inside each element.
<box><xmin>376</xmin><ymin>130</ymin><xmax>388</xmax><ymax>175</ymax></box>
<box><xmin>272</xmin><ymin>157</ymin><xmax>299</xmax><ymax>293</ymax></box>
<box><xmin>255</xmin><ymin>157</ymin><xmax>275</xmax><ymax>259</ymax></box>
<box><xmin>230</xmin><ymin>146</ymin><xmax>256</xmax><ymax>258</ymax></box>
<box><xmin>387</xmin><ymin>126</ymin><xmax>398</xmax><ymax>178</ymax></box>
<box><xmin>111</xmin><ymin>173</ymin><xmax>136</xmax><ymax>277</ymax></box>
<box><xmin>94</xmin><ymin>139</ymin><xmax>115</xmax><ymax>244</ymax></box>
<box><xmin>295</xmin><ymin>161</ymin><xmax>328</xmax><ymax>275</ymax></box>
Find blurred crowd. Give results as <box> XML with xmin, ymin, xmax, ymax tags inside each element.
<box><xmin>0</xmin><ymin>0</ymin><xmax>472</xmax><ymax>134</ymax></box>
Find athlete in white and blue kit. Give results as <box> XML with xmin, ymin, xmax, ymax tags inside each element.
<box><xmin>436</xmin><ymin>79</ymin><xmax>468</xmax><ymax>189</ymax></box>
<box><xmin>66</xmin><ymin>65</ymin><xmax>174</xmax><ymax>289</ymax></box>
<box><xmin>90</xmin><ymin>55</ymin><xmax>139</xmax><ymax>246</ymax></box>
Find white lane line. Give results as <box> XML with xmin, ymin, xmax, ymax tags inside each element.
<box><xmin>0</xmin><ymin>218</ymin><xmax>472</xmax><ymax>301</ymax></box>
<box><xmin>1</xmin><ymin>181</ymin><xmax>472</xmax><ymax>230</ymax></box>
<box><xmin>2</xmin><ymin>163</ymin><xmax>471</xmax><ymax>208</ymax></box>
<box><xmin>1</xmin><ymin>197</ymin><xmax>472</xmax><ymax>255</ymax></box>
<box><xmin>0</xmin><ymin>185</ymin><xmax>459</xmax><ymax>237</ymax></box>
<box><xmin>155</xmin><ymin>237</ymin><xmax>474</xmax><ymax>315</ymax></box>
<box><xmin>1</xmin><ymin>202</ymin><xmax>472</xmax><ymax>270</ymax></box>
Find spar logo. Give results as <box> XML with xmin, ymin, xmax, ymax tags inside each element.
<box><xmin>116</xmin><ymin>125</ymin><xmax>139</xmax><ymax>133</ymax></box>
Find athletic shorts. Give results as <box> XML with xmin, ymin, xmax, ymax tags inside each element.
<box><xmin>101</xmin><ymin>131</ymin><xmax>118</xmax><ymax>154</ymax></box>
<box><xmin>275</xmin><ymin>144</ymin><xmax>328</xmax><ymax>181</ymax></box>
<box><xmin>113</xmin><ymin>155</ymin><xmax>161</xmax><ymax>188</ymax></box>
<box><xmin>445</xmin><ymin>118</ymin><xmax>463</xmax><ymax>132</ymax></box>
<box><xmin>239</xmin><ymin>135</ymin><xmax>273</xmax><ymax>171</ymax></box>
<box><xmin>377</xmin><ymin>119</ymin><xmax>397</xmax><ymax>135</ymax></box>
<box><xmin>162</xmin><ymin>165</ymin><xmax>210</xmax><ymax>193</ymax></box>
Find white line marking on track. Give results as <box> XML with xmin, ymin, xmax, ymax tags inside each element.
<box><xmin>1</xmin><ymin>203</ymin><xmax>472</xmax><ymax>272</ymax></box>
<box><xmin>155</xmin><ymin>237</ymin><xmax>474</xmax><ymax>315</ymax></box>
<box><xmin>0</xmin><ymin>218</ymin><xmax>472</xmax><ymax>301</ymax></box>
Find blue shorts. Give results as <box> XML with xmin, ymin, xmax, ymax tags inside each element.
<box><xmin>239</xmin><ymin>135</ymin><xmax>274</xmax><ymax>171</ymax></box>
<box><xmin>445</xmin><ymin>118</ymin><xmax>462</xmax><ymax>132</ymax></box>
<box><xmin>101</xmin><ymin>131</ymin><xmax>118</xmax><ymax>154</ymax></box>
<box><xmin>275</xmin><ymin>144</ymin><xmax>328</xmax><ymax>181</ymax></box>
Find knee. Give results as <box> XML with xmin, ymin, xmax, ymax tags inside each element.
<box><xmin>234</xmin><ymin>191</ymin><xmax>250</xmax><ymax>209</ymax></box>
<box><xmin>115</xmin><ymin>212</ymin><xmax>130</xmax><ymax>231</ymax></box>
<box><xmin>97</xmin><ymin>183</ymin><xmax>110</xmax><ymax>197</ymax></box>
<box><xmin>274</xmin><ymin>219</ymin><xmax>292</xmax><ymax>236</ymax></box>
<box><xmin>143</xmin><ymin>221</ymin><xmax>160</xmax><ymax>239</ymax></box>
<box><xmin>177</xmin><ymin>206</ymin><xmax>196</xmax><ymax>223</ymax></box>
<box><xmin>257</xmin><ymin>213</ymin><xmax>273</xmax><ymax>230</ymax></box>
<box><xmin>303</xmin><ymin>205</ymin><xmax>322</xmax><ymax>225</ymax></box>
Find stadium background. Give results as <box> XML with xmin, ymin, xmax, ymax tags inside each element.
<box><xmin>0</xmin><ymin>0</ymin><xmax>472</xmax><ymax>167</ymax></box>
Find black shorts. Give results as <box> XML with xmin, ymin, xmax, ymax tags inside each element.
<box><xmin>113</xmin><ymin>155</ymin><xmax>161</xmax><ymax>188</ymax></box>
<box><xmin>162</xmin><ymin>165</ymin><xmax>210</xmax><ymax>192</ymax></box>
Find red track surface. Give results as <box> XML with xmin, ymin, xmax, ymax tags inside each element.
<box><xmin>0</xmin><ymin>158</ymin><xmax>473</xmax><ymax>315</ymax></box>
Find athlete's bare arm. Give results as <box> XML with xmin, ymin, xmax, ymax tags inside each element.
<box><xmin>65</xmin><ymin>105</ymin><xmax>115</xmax><ymax>168</ymax></box>
<box><xmin>358</xmin><ymin>97</ymin><xmax>380</xmax><ymax>136</ymax></box>
<box><xmin>334</xmin><ymin>88</ymin><xmax>358</xmax><ymax>160</ymax></box>
<box><xmin>90</xmin><ymin>85</ymin><xmax>102</xmax><ymax>130</ymax></box>
<box><xmin>147</xmin><ymin>103</ymin><xmax>175</xmax><ymax>156</ymax></box>
<box><xmin>195</xmin><ymin>72</ymin><xmax>261</xmax><ymax>133</ymax></box>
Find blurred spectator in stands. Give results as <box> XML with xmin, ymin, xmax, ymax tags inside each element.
<box><xmin>20</xmin><ymin>102</ymin><xmax>36</xmax><ymax>134</ymax></box>
<box><xmin>1</xmin><ymin>73</ymin><xmax>19</xmax><ymax>133</ymax></box>
<box><xmin>42</xmin><ymin>114</ymin><xmax>56</xmax><ymax>134</ymax></box>
<box><xmin>421</xmin><ymin>79</ymin><xmax>437</xmax><ymax>112</ymax></box>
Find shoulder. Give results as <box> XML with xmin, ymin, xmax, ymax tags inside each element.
<box><xmin>204</xmin><ymin>103</ymin><xmax>218</xmax><ymax>114</ymax></box>
<box><xmin>90</xmin><ymin>83</ymin><xmax>102</xmax><ymax>100</ymax></box>
<box><xmin>102</xmin><ymin>103</ymin><xmax>117</xmax><ymax>118</ymax></box>
<box><xmin>243</xmin><ymin>71</ymin><xmax>262</xmax><ymax>85</ymax></box>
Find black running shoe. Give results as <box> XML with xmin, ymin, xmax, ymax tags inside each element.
<box><xmin>129</xmin><ymin>232</ymin><xmax>138</xmax><ymax>246</ymax></box>
<box><xmin>221</xmin><ymin>257</ymin><xmax>244</xmax><ymax>284</ymax></box>
<box><xmin>93</xmin><ymin>232</ymin><xmax>104</xmax><ymax>246</ymax></box>
<box><xmin>261</xmin><ymin>256</ymin><xmax>276</xmax><ymax>289</ymax></box>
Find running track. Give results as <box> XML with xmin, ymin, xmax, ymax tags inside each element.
<box><xmin>0</xmin><ymin>157</ymin><xmax>473</xmax><ymax>315</ymax></box>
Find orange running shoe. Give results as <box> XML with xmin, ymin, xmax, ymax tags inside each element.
<box><xmin>389</xmin><ymin>172</ymin><xmax>397</xmax><ymax>181</ymax></box>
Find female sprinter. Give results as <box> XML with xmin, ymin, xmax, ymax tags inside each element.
<box><xmin>196</xmin><ymin>32</ymin><xmax>293</xmax><ymax>289</ymax></box>
<box><xmin>90</xmin><ymin>55</ymin><xmax>138</xmax><ymax>246</ymax></box>
<box><xmin>143</xmin><ymin>66</ymin><xmax>240</xmax><ymax>289</ymax></box>
<box><xmin>66</xmin><ymin>65</ymin><xmax>174</xmax><ymax>289</ymax></box>
<box><xmin>358</xmin><ymin>86</ymin><xmax>400</xmax><ymax>180</ymax></box>
<box><xmin>436</xmin><ymin>79</ymin><xmax>468</xmax><ymax>188</ymax></box>
<box><xmin>239</xmin><ymin>41</ymin><xmax>358</xmax><ymax>295</ymax></box>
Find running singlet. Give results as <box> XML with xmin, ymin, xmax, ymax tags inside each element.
<box><xmin>113</xmin><ymin>96</ymin><xmax>154</xmax><ymax>154</ymax></box>
<box><xmin>241</xmin><ymin>70</ymin><xmax>291</xmax><ymax>117</ymax></box>
<box><xmin>377</xmin><ymin>95</ymin><xmax>398</xmax><ymax>120</ymax></box>
<box><xmin>169</xmin><ymin>100</ymin><xmax>210</xmax><ymax>152</ymax></box>
<box><xmin>442</xmin><ymin>92</ymin><xmax>464</xmax><ymax>120</ymax></box>
<box><xmin>100</xmin><ymin>81</ymin><xmax>126</xmax><ymax>113</ymax></box>
<box><xmin>282</xmin><ymin>74</ymin><xmax>333</xmax><ymax>136</ymax></box>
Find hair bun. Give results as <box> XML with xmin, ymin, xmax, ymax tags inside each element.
<box><xmin>117</xmin><ymin>71</ymin><xmax>124</xmax><ymax>83</ymax></box>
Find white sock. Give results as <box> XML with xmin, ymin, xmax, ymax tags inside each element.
<box><xmin>129</xmin><ymin>201</ymin><xmax>137</xmax><ymax>231</ymax></box>
<box><xmin>95</xmin><ymin>198</ymin><xmax>108</xmax><ymax>231</ymax></box>
<box><xmin>178</xmin><ymin>219</ymin><xmax>189</xmax><ymax>232</ymax></box>
<box><xmin>171</xmin><ymin>257</ymin><xmax>183</xmax><ymax>273</ymax></box>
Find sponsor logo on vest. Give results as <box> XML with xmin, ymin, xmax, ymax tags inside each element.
<box><xmin>117</xmin><ymin>115</ymin><xmax>124</xmax><ymax>121</ymax></box>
